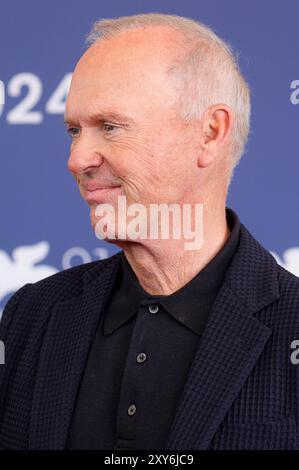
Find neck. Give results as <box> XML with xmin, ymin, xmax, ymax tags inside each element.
<box><xmin>118</xmin><ymin>204</ymin><xmax>230</xmax><ymax>296</ymax></box>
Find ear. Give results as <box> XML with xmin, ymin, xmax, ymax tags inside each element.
<box><xmin>197</xmin><ymin>104</ymin><xmax>233</xmax><ymax>168</ymax></box>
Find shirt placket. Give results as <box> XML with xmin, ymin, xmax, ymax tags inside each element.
<box><xmin>114</xmin><ymin>300</ymin><xmax>160</xmax><ymax>450</ymax></box>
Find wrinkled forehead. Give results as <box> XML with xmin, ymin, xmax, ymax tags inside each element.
<box><xmin>66</xmin><ymin>28</ymin><xmax>184</xmax><ymax>122</ymax></box>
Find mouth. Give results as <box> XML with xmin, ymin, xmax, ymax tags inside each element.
<box><xmin>81</xmin><ymin>184</ymin><xmax>122</xmax><ymax>204</ymax></box>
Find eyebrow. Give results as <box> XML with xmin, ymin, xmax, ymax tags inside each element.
<box><xmin>63</xmin><ymin>111</ymin><xmax>135</xmax><ymax>127</ymax></box>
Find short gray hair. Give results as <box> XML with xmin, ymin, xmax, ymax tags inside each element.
<box><xmin>86</xmin><ymin>13</ymin><xmax>251</xmax><ymax>178</ymax></box>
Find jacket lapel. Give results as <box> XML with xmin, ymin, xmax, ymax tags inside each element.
<box><xmin>166</xmin><ymin>223</ymin><xmax>280</xmax><ymax>450</ymax></box>
<box><xmin>29</xmin><ymin>254</ymin><xmax>122</xmax><ymax>450</ymax></box>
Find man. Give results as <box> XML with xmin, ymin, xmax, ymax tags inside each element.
<box><xmin>0</xmin><ymin>13</ymin><xmax>298</xmax><ymax>450</ymax></box>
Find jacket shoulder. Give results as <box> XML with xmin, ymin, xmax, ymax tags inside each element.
<box><xmin>276</xmin><ymin>262</ymin><xmax>299</xmax><ymax>304</ymax></box>
<box><xmin>0</xmin><ymin>252</ymin><xmax>121</xmax><ymax>337</ymax></box>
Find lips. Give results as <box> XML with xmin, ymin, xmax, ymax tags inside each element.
<box><xmin>81</xmin><ymin>182</ymin><xmax>121</xmax><ymax>203</ymax></box>
<box><xmin>83</xmin><ymin>183</ymin><xmax>121</xmax><ymax>192</ymax></box>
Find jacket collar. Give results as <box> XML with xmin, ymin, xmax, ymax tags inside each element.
<box><xmin>165</xmin><ymin>219</ymin><xmax>279</xmax><ymax>449</ymax></box>
<box><xmin>29</xmin><ymin>209</ymin><xmax>279</xmax><ymax>449</ymax></box>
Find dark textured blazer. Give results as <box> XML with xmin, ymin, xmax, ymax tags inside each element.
<box><xmin>0</xmin><ymin>218</ymin><xmax>299</xmax><ymax>450</ymax></box>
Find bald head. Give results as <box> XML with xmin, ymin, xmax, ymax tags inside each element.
<box><xmin>69</xmin><ymin>25</ymin><xmax>190</xmax><ymax>125</ymax></box>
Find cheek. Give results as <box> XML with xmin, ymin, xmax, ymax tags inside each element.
<box><xmin>106</xmin><ymin>141</ymin><xmax>158</xmax><ymax>187</ymax></box>
<box><xmin>105</xmin><ymin>131</ymin><xmax>188</xmax><ymax>199</ymax></box>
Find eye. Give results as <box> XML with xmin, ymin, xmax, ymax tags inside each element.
<box><xmin>103</xmin><ymin>123</ymin><xmax>118</xmax><ymax>133</ymax></box>
<box><xmin>66</xmin><ymin>127</ymin><xmax>80</xmax><ymax>139</ymax></box>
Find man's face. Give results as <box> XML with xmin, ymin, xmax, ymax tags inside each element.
<box><xmin>65</xmin><ymin>27</ymin><xmax>202</xmax><ymax>237</ymax></box>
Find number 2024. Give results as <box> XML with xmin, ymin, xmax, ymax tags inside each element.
<box><xmin>0</xmin><ymin>73</ymin><xmax>72</xmax><ymax>124</ymax></box>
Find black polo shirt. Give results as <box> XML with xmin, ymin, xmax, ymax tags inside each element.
<box><xmin>66</xmin><ymin>207</ymin><xmax>240</xmax><ymax>450</ymax></box>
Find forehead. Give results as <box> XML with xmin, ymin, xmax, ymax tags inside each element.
<box><xmin>78</xmin><ymin>25</ymin><xmax>183</xmax><ymax>76</ymax></box>
<box><xmin>65</xmin><ymin>27</ymin><xmax>183</xmax><ymax>122</ymax></box>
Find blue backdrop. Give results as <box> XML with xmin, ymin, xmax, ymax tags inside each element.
<box><xmin>1</xmin><ymin>0</ymin><xmax>298</xmax><ymax>316</ymax></box>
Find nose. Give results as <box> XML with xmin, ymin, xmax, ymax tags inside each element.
<box><xmin>67</xmin><ymin>135</ymin><xmax>104</xmax><ymax>176</ymax></box>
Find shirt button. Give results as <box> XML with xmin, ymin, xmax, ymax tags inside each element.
<box><xmin>136</xmin><ymin>352</ymin><xmax>147</xmax><ymax>364</ymax></box>
<box><xmin>128</xmin><ymin>404</ymin><xmax>137</xmax><ymax>416</ymax></box>
<box><xmin>148</xmin><ymin>304</ymin><xmax>159</xmax><ymax>314</ymax></box>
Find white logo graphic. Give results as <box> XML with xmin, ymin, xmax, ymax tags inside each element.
<box><xmin>0</xmin><ymin>241</ymin><xmax>58</xmax><ymax>304</ymax></box>
<box><xmin>271</xmin><ymin>248</ymin><xmax>299</xmax><ymax>278</ymax></box>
